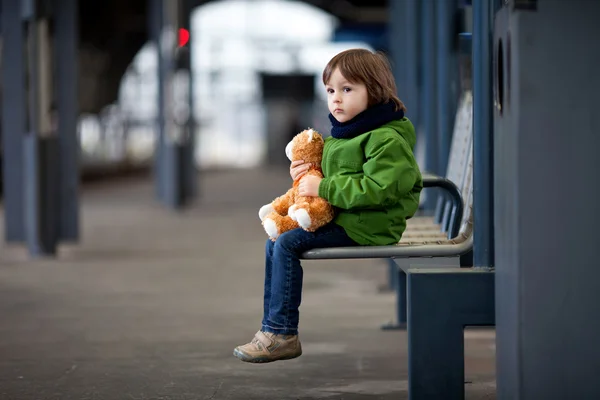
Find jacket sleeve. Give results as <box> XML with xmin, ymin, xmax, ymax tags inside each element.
<box><xmin>318</xmin><ymin>135</ymin><xmax>419</xmax><ymax>210</ymax></box>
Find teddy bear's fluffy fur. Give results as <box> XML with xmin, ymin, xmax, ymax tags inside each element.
<box><xmin>259</xmin><ymin>128</ymin><xmax>335</xmax><ymax>241</ymax></box>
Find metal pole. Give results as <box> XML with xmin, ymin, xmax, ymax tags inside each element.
<box><xmin>153</xmin><ymin>0</ymin><xmax>186</xmax><ymax>209</ymax></box>
<box><xmin>182</xmin><ymin>0</ymin><xmax>197</xmax><ymax>201</ymax></box>
<box><xmin>385</xmin><ymin>0</ymin><xmax>408</xmax><ymax>293</ymax></box>
<box><xmin>472</xmin><ymin>0</ymin><xmax>495</xmax><ymax>268</ymax></box>
<box><xmin>23</xmin><ymin>0</ymin><xmax>58</xmax><ymax>256</ymax></box>
<box><xmin>1</xmin><ymin>0</ymin><xmax>26</xmax><ymax>242</ymax></box>
<box><xmin>434</xmin><ymin>0</ymin><xmax>458</xmax><ymax>227</ymax></box>
<box><xmin>149</xmin><ymin>0</ymin><xmax>164</xmax><ymax>202</ymax></box>
<box><xmin>421</xmin><ymin>0</ymin><xmax>439</xmax><ymax>210</ymax></box>
<box><xmin>435</xmin><ymin>0</ymin><xmax>457</xmax><ymax>177</ymax></box>
<box><xmin>388</xmin><ymin>0</ymin><xmax>407</xmax><ymax>112</ymax></box>
<box><xmin>55</xmin><ymin>0</ymin><xmax>80</xmax><ymax>241</ymax></box>
<box><xmin>405</xmin><ymin>0</ymin><xmax>420</xmax><ymax>135</ymax></box>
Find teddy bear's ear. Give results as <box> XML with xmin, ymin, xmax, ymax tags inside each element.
<box><xmin>306</xmin><ymin>128</ymin><xmax>314</xmax><ymax>143</ymax></box>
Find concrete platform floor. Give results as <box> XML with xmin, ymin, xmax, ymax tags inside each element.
<box><xmin>0</xmin><ymin>168</ymin><xmax>496</xmax><ymax>399</ymax></box>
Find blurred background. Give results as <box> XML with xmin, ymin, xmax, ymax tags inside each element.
<box><xmin>117</xmin><ymin>0</ymin><xmax>375</xmax><ymax>170</ymax></box>
<box><xmin>0</xmin><ymin>0</ymin><xmax>470</xmax><ymax>184</ymax></box>
<box><xmin>60</xmin><ymin>0</ymin><xmax>386</xmax><ymax>173</ymax></box>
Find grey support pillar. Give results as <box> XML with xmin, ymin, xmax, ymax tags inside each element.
<box><xmin>435</xmin><ymin>0</ymin><xmax>457</xmax><ymax>178</ymax></box>
<box><xmin>181</xmin><ymin>0</ymin><xmax>197</xmax><ymax>201</ymax></box>
<box><xmin>386</xmin><ymin>0</ymin><xmax>408</xmax><ymax>294</ymax></box>
<box><xmin>1</xmin><ymin>0</ymin><xmax>79</xmax><ymax>256</ymax></box>
<box><xmin>389</xmin><ymin>0</ymin><xmax>422</xmax><ymax>143</ymax></box>
<box><xmin>151</xmin><ymin>0</ymin><xmax>195</xmax><ymax>209</ymax></box>
<box><xmin>154</xmin><ymin>0</ymin><xmax>176</xmax><ymax>207</ymax></box>
<box><xmin>1</xmin><ymin>0</ymin><xmax>26</xmax><ymax>242</ymax></box>
<box><xmin>54</xmin><ymin>0</ymin><xmax>80</xmax><ymax>241</ymax></box>
<box><xmin>23</xmin><ymin>0</ymin><xmax>60</xmax><ymax>256</ymax></box>
<box><xmin>472</xmin><ymin>0</ymin><xmax>495</xmax><ymax>268</ymax></box>
<box><xmin>420</xmin><ymin>0</ymin><xmax>438</xmax><ymax>210</ymax></box>
<box><xmin>388</xmin><ymin>0</ymin><xmax>407</xmax><ymax>111</ymax></box>
<box><xmin>494</xmin><ymin>1</ymin><xmax>600</xmax><ymax>398</ymax></box>
<box><xmin>433</xmin><ymin>0</ymin><xmax>458</xmax><ymax>226</ymax></box>
<box><xmin>404</xmin><ymin>0</ymin><xmax>420</xmax><ymax>134</ymax></box>
<box><xmin>149</xmin><ymin>0</ymin><xmax>162</xmax><ymax>199</ymax></box>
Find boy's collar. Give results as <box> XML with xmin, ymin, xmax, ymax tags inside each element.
<box><xmin>329</xmin><ymin>102</ymin><xmax>404</xmax><ymax>139</ymax></box>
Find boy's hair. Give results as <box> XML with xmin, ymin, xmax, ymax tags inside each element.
<box><xmin>322</xmin><ymin>48</ymin><xmax>406</xmax><ymax>112</ymax></box>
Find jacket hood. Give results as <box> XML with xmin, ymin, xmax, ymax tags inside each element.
<box><xmin>385</xmin><ymin>118</ymin><xmax>417</xmax><ymax>150</ymax></box>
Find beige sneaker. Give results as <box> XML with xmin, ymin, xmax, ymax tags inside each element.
<box><xmin>233</xmin><ymin>331</ymin><xmax>302</xmax><ymax>363</ymax></box>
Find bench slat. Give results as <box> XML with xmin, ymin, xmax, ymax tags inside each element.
<box><xmin>301</xmin><ymin>234</ymin><xmax>472</xmax><ymax>260</ymax></box>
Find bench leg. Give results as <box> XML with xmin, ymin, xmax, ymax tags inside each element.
<box><xmin>407</xmin><ymin>268</ymin><xmax>495</xmax><ymax>400</ymax></box>
<box><xmin>378</xmin><ymin>258</ymin><xmax>398</xmax><ymax>293</ymax></box>
<box><xmin>381</xmin><ymin>265</ymin><xmax>407</xmax><ymax>330</ymax></box>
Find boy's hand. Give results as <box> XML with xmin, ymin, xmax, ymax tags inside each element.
<box><xmin>290</xmin><ymin>160</ymin><xmax>311</xmax><ymax>181</ymax></box>
<box><xmin>298</xmin><ymin>175</ymin><xmax>322</xmax><ymax>197</ymax></box>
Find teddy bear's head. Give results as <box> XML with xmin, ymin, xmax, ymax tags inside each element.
<box><xmin>285</xmin><ymin>128</ymin><xmax>325</xmax><ymax>165</ymax></box>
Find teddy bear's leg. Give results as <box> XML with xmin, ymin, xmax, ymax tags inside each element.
<box><xmin>293</xmin><ymin>197</ymin><xmax>335</xmax><ymax>232</ymax></box>
<box><xmin>262</xmin><ymin>212</ymin><xmax>300</xmax><ymax>241</ymax></box>
<box><xmin>259</xmin><ymin>187</ymin><xmax>296</xmax><ymax>221</ymax></box>
<box><xmin>272</xmin><ymin>188</ymin><xmax>296</xmax><ymax>215</ymax></box>
<box><xmin>259</xmin><ymin>204</ymin><xmax>274</xmax><ymax>221</ymax></box>
<box><xmin>288</xmin><ymin>204</ymin><xmax>299</xmax><ymax>221</ymax></box>
<box><xmin>292</xmin><ymin>203</ymin><xmax>312</xmax><ymax>230</ymax></box>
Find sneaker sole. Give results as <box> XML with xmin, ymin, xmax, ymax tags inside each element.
<box><xmin>233</xmin><ymin>348</ymin><xmax>302</xmax><ymax>363</ymax></box>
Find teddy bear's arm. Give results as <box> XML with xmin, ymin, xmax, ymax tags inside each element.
<box><xmin>272</xmin><ymin>188</ymin><xmax>295</xmax><ymax>215</ymax></box>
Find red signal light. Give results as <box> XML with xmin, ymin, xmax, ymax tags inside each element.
<box><xmin>179</xmin><ymin>28</ymin><xmax>190</xmax><ymax>47</ymax></box>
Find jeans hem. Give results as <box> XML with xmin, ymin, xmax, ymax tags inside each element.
<box><xmin>262</xmin><ymin>324</ymin><xmax>298</xmax><ymax>336</ymax></box>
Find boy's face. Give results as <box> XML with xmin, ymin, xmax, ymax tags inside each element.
<box><xmin>325</xmin><ymin>68</ymin><xmax>369</xmax><ymax>123</ymax></box>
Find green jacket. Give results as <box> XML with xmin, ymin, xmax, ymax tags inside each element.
<box><xmin>318</xmin><ymin>118</ymin><xmax>423</xmax><ymax>246</ymax></box>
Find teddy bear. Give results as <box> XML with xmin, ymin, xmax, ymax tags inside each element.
<box><xmin>258</xmin><ymin>128</ymin><xmax>335</xmax><ymax>241</ymax></box>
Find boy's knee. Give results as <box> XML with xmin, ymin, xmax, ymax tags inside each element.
<box><xmin>275</xmin><ymin>230</ymin><xmax>302</xmax><ymax>254</ymax></box>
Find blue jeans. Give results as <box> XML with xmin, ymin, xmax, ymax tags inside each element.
<box><xmin>261</xmin><ymin>222</ymin><xmax>359</xmax><ymax>335</ymax></box>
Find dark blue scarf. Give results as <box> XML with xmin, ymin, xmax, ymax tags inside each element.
<box><xmin>329</xmin><ymin>101</ymin><xmax>405</xmax><ymax>139</ymax></box>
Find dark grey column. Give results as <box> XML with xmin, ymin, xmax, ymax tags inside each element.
<box><xmin>472</xmin><ymin>0</ymin><xmax>495</xmax><ymax>268</ymax></box>
<box><xmin>405</xmin><ymin>0</ymin><xmax>420</xmax><ymax>133</ymax></box>
<box><xmin>148</xmin><ymin>0</ymin><xmax>163</xmax><ymax>201</ymax></box>
<box><xmin>182</xmin><ymin>0</ymin><xmax>197</xmax><ymax>201</ymax></box>
<box><xmin>151</xmin><ymin>0</ymin><xmax>193</xmax><ymax>209</ymax></box>
<box><xmin>161</xmin><ymin>0</ymin><xmax>181</xmax><ymax>208</ymax></box>
<box><xmin>1</xmin><ymin>0</ymin><xmax>26</xmax><ymax>242</ymax></box>
<box><xmin>388</xmin><ymin>0</ymin><xmax>407</xmax><ymax>110</ymax></box>
<box><xmin>154</xmin><ymin>0</ymin><xmax>176</xmax><ymax>207</ymax></box>
<box><xmin>389</xmin><ymin>0</ymin><xmax>423</xmax><ymax>143</ymax></box>
<box><xmin>385</xmin><ymin>0</ymin><xmax>407</xmax><ymax>294</ymax></box>
<box><xmin>494</xmin><ymin>1</ymin><xmax>600</xmax><ymax>398</ymax></box>
<box><xmin>54</xmin><ymin>0</ymin><xmax>79</xmax><ymax>241</ymax></box>
<box><xmin>23</xmin><ymin>0</ymin><xmax>60</xmax><ymax>256</ymax></box>
<box><xmin>435</xmin><ymin>0</ymin><xmax>457</xmax><ymax>177</ymax></box>
<box><xmin>433</xmin><ymin>0</ymin><xmax>458</xmax><ymax>227</ymax></box>
<box><xmin>420</xmin><ymin>0</ymin><xmax>438</xmax><ymax>210</ymax></box>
